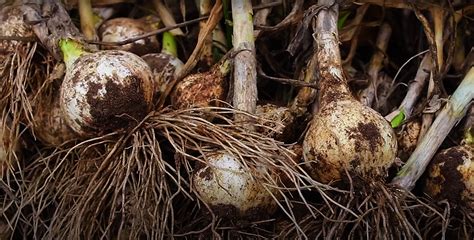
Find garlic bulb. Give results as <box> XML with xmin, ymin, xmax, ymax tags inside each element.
<box><xmin>32</xmin><ymin>93</ymin><xmax>77</xmax><ymax>146</ymax></box>
<box><xmin>255</xmin><ymin>104</ymin><xmax>295</xmax><ymax>140</ymax></box>
<box><xmin>59</xmin><ymin>40</ymin><xmax>154</xmax><ymax>136</ymax></box>
<box><xmin>171</xmin><ymin>58</ymin><xmax>230</xmax><ymax>109</ymax></box>
<box><xmin>423</xmin><ymin>145</ymin><xmax>473</xmax><ymax>210</ymax></box>
<box><xmin>302</xmin><ymin>4</ymin><xmax>397</xmax><ymax>184</ymax></box>
<box><xmin>193</xmin><ymin>152</ymin><xmax>279</xmax><ymax>218</ymax></box>
<box><xmin>397</xmin><ymin>119</ymin><xmax>421</xmax><ymax>161</ymax></box>
<box><xmin>304</xmin><ymin>100</ymin><xmax>397</xmax><ymax>183</ymax></box>
<box><xmin>98</xmin><ymin>17</ymin><xmax>160</xmax><ymax>56</ymax></box>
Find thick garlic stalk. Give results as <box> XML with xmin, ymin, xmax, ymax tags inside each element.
<box><xmin>303</xmin><ymin>0</ymin><xmax>397</xmax><ymax>183</ymax></box>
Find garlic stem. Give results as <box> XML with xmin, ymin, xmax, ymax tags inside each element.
<box><xmin>289</xmin><ymin>52</ymin><xmax>319</xmax><ymax>117</ymax></box>
<box><xmin>313</xmin><ymin>0</ymin><xmax>351</xmax><ymax>104</ymax></box>
<box><xmin>431</xmin><ymin>7</ymin><xmax>444</xmax><ymax>72</ymax></box>
<box><xmin>232</xmin><ymin>0</ymin><xmax>258</xmax><ymax>121</ymax></box>
<box><xmin>392</xmin><ymin>67</ymin><xmax>474</xmax><ymax>190</ymax></box>
<box><xmin>197</xmin><ymin>0</ymin><xmax>213</xmax><ymax>67</ymax></box>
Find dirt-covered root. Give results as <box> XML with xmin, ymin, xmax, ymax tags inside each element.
<box><xmin>275</xmin><ymin>179</ymin><xmax>446</xmax><ymax>239</ymax></box>
<box><xmin>14</xmin><ymin>106</ymin><xmax>327</xmax><ymax>239</ymax></box>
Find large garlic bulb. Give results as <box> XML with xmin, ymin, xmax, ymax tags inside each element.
<box><xmin>304</xmin><ymin>99</ymin><xmax>397</xmax><ymax>183</ymax></box>
<box><xmin>193</xmin><ymin>152</ymin><xmax>279</xmax><ymax>218</ymax></box>
<box><xmin>60</xmin><ymin>47</ymin><xmax>154</xmax><ymax>137</ymax></box>
<box><xmin>302</xmin><ymin>3</ymin><xmax>397</xmax><ymax>184</ymax></box>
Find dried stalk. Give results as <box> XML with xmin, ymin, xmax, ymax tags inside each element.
<box><xmin>289</xmin><ymin>50</ymin><xmax>319</xmax><ymax>117</ymax></box>
<box><xmin>253</xmin><ymin>0</ymin><xmax>273</xmax><ymax>36</ymax></box>
<box><xmin>341</xmin><ymin>4</ymin><xmax>369</xmax><ymax>65</ymax></box>
<box><xmin>431</xmin><ymin>7</ymin><xmax>445</xmax><ymax>72</ymax></box>
<box><xmin>232</xmin><ymin>0</ymin><xmax>258</xmax><ymax>123</ymax></box>
<box><xmin>385</xmin><ymin>53</ymin><xmax>432</xmax><ymax>126</ymax></box>
<box><xmin>392</xmin><ymin>66</ymin><xmax>474</xmax><ymax>190</ymax></box>
<box><xmin>419</xmin><ymin>73</ymin><xmax>436</xmax><ymax>139</ymax></box>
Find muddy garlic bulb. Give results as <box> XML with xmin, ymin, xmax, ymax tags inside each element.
<box><xmin>98</xmin><ymin>17</ymin><xmax>160</xmax><ymax>56</ymax></box>
<box><xmin>0</xmin><ymin>5</ymin><xmax>34</xmax><ymax>53</ymax></box>
<box><xmin>59</xmin><ymin>40</ymin><xmax>154</xmax><ymax>136</ymax></box>
<box><xmin>304</xmin><ymin>99</ymin><xmax>397</xmax><ymax>183</ymax></box>
<box><xmin>171</xmin><ymin>58</ymin><xmax>230</xmax><ymax>109</ymax></box>
<box><xmin>302</xmin><ymin>7</ymin><xmax>397</xmax><ymax>184</ymax></box>
<box><xmin>423</xmin><ymin>145</ymin><xmax>473</xmax><ymax>210</ymax></box>
<box><xmin>193</xmin><ymin>152</ymin><xmax>279</xmax><ymax>218</ymax></box>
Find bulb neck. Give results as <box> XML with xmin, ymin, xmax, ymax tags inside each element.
<box><xmin>161</xmin><ymin>32</ymin><xmax>178</xmax><ymax>57</ymax></box>
<box><xmin>318</xmin><ymin>70</ymin><xmax>353</xmax><ymax>105</ymax></box>
<box><xmin>59</xmin><ymin>39</ymin><xmax>87</xmax><ymax>69</ymax></box>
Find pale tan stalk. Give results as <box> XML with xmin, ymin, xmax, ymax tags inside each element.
<box><xmin>392</xmin><ymin>67</ymin><xmax>474</xmax><ymax>190</ymax></box>
<box><xmin>232</xmin><ymin>0</ymin><xmax>258</xmax><ymax>124</ymax></box>
<box><xmin>385</xmin><ymin>53</ymin><xmax>432</xmax><ymax>123</ymax></box>
<box><xmin>197</xmin><ymin>0</ymin><xmax>213</xmax><ymax>67</ymax></box>
<box><xmin>431</xmin><ymin>7</ymin><xmax>444</xmax><ymax>72</ymax></box>
<box><xmin>79</xmin><ymin>0</ymin><xmax>97</xmax><ymax>40</ymax></box>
